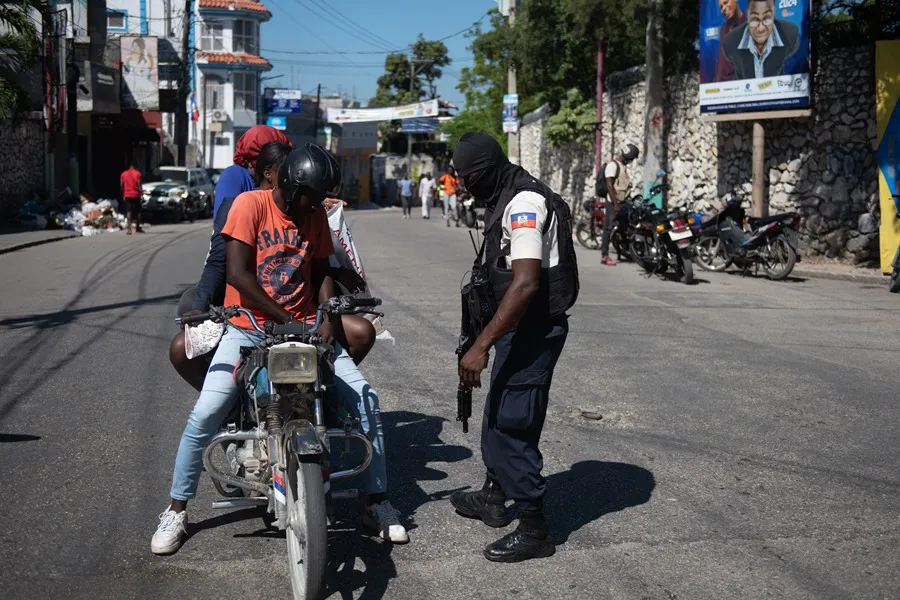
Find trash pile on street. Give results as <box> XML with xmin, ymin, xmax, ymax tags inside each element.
<box><xmin>12</xmin><ymin>192</ymin><xmax>145</xmax><ymax>236</ymax></box>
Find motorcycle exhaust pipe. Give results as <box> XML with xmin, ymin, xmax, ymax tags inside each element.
<box><xmin>202</xmin><ymin>429</ymin><xmax>271</xmax><ymax>498</ymax></box>
<box><xmin>325</xmin><ymin>429</ymin><xmax>374</xmax><ymax>480</ymax></box>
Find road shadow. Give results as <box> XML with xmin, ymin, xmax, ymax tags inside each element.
<box><xmin>0</xmin><ymin>292</ymin><xmax>186</xmax><ymax>330</ymax></box>
<box><xmin>545</xmin><ymin>460</ymin><xmax>655</xmax><ymax>545</ymax></box>
<box><xmin>381</xmin><ymin>410</ymin><xmax>475</xmax><ymax>532</ymax></box>
<box><xmin>0</xmin><ymin>433</ymin><xmax>41</xmax><ymax>443</ymax></box>
<box><xmin>325</xmin><ymin>524</ymin><xmax>397</xmax><ymax>600</ymax></box>
<box><xmin>724</xmin><ymin>270</ymin><xmax>808</xmax><ymax>283</ymax></box>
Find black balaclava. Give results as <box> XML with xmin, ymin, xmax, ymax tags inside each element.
<box><xmin>452</xmin><ymin>133</ymin><xmax>509</xmax><ymax>207</ymax></box>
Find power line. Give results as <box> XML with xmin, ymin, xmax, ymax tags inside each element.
<box><xmin>287</xmin><ymin>0</ymin><xmax>396</xmax><ymax>52</ymax></box>
<box><xmin>259</xmin><ymin>11</ymin><xmax>489</xmax><ymax>56</ymax></box>
<box><xmin>306</xmin><ymin>0</ymin><xmax>399</xmax><ymax>51</ymax></box>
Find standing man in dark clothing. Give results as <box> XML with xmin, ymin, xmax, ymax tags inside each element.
<box><xmin>450</xmin><ymin>132</ymin><xmax>578</xmax><ymax>563</ymax></box>
<box><xmin>120</xmin><ymin>162</ymin><xmax>143</xmax><ymax>234</ymax></box>
<box><xmin>713</xmin><ymin>0</ymin><xmax>747</xmax><ymax>82</ymax></box>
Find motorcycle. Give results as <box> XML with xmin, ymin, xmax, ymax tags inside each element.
<box><xmin>575</xmin><ymin>196</ymin><xmax>606</xmax><ymax>250</ymax></box>
<box><xmin>455</xmin><ymin>189</ymin><xmax>478</xmax><ymax>229</ymax></box>
<box><xmin>694</xmin><ymin>196</ymin><xmax>801</xmax><ymax>280</ymax></box>
<box><xmin>177</xmin><ymin>295</ymin><xmax>383</xmax><ymax>600</ymax></box>
<box><xmin>627</xmin><ymin>176</ymin><xmax>695</xmax><ymax>284</ymax></box>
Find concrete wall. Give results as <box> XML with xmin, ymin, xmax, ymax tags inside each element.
<box><xmin>0</xmin><ymin>118</ymin><xmax>46</xmax><ymax>220</ymax></box>
<box><xmin>520</xmin><ymin>47</ymin><xmax>879</xmax><ymax>265</ymax></box>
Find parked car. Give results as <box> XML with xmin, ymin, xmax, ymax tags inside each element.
<box><xmin>141</xmin><ymin>167</ymin><xmax>214</xmax><ymax>222</ymax></box>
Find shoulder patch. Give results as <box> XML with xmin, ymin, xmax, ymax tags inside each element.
<box><xmin>510</xmin><ymin>212</ymin><xmax>537</xmax><ymax>230</ymax></box>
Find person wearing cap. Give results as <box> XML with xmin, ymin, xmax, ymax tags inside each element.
<box><xmin>599</xmin><ymin>143</ymin><xmax>640</xmax><ymax>266</ymax></box>
<box><xmin>152</xmin><ymin>144</ymin><xmax>408</xmax><ymax>555</ymax></box>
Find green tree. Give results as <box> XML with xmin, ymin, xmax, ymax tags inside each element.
<box><xmin>369</xmin><ymin>35</ymin><xmax>452</xmax><ymax>107</ymax></box>
<box><xmin>0</xmin><ymin>0</ymin><xmax>50</xmax><ymax>120</ymax></box>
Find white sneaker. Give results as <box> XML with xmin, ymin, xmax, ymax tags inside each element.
<box><xmin>362</xmin><ymin>500</ymin><xmax>409</xmax><ymax>544</ymax></box>
<box><xmin>151</xmin><ymin>507</ymin><xmax>187</xmax><ymax>555</ymax></box>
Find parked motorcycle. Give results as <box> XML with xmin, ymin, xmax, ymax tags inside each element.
<box><xmin>177</xmin><ymin>295</ymin><xmax>383</xmax><ymax>600</ymax></box>
<box><xmin>693</xmin><ymin>196</ymin><xmax>800</xmax><ymax>280</ymax></box>
<box><xmin>456</xmin><ymin>189</ymin><xmax>478</xmax><ymax>229</ymax></box>
<box><xmin>575</xmin><ymin>196</ymin><xmax>606</xmax><ymax>250</ymax></box>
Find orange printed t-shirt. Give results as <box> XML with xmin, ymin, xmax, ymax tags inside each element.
<box><xmin>440</xmin><ymin>173</ymin><xmax>459</xmax><ymax>196</ymax></box>
<box><xmin>221</xmin><ymin>189</ymin><xmax>333</xmax><ymax>329</ymax></box>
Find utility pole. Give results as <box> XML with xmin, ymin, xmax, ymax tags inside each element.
<box><xmin>594</xmin><ymin>38</ymin><xmax>604</xmax><ymax>180</ymax></box>
<box><xmin>405</xmin><ymin>58</ymin><xmax>430</xmax><ymax>176</ymax></box>
<box><xmin>176</xmin><ymin>0</ymin><xmax>193</xmax><ymax>166</ymax></box>
<box><xmin>507</xmin><ymin>1</ymin><xmax>518</xmax><ymax>164</ymax></box>
<box><xmin>752</xmin><ymin>121</ymin><xmax>766</xmax><ymax>217</ymax></box>
<box><xmin>643</xmin><ymin>0</ymin><xmax>665</xmax><ymax>208</ymax></box>
<box><xmin>202</xmin><ymin>76</ymin><xmax>208</xmax><ymax>167</ymax></box>
<box><xmin>313</xmin><ymin>83</ymin><xmax>321</xmax><ymax>143</ymax></box>
<box><xmin>66</xmin><ymin>39</ymin><xmax>79</xmax><ymax>197</ymax></box>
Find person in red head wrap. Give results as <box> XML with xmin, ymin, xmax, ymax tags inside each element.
<box><xmin>214</xmin><ymin>125</ymin><xmax>292</xmax><ymax>218</ymax></box>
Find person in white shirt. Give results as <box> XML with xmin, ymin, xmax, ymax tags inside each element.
<box><xmin>419</xmin><ymin>172</ymin><xmax>437</xmax><ymax>219</ymax></box>
<box><xmin>599</xmin><ymin>143</ymin><xmax>639</xmax><ymax>265</ymax></box>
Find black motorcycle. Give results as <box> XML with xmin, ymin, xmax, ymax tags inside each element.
<box><xmin>630</xmin><ymin>192</ymin><xmax>695</xmax><ymax>284</ymax></box>
<box><xmin>695</xmin><ymin>197</ymin><xmax>800</xmax><ymax>280</ymax></box>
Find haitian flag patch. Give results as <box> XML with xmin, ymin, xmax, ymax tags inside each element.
<box><xmin>511</xmin><ymin>212</ymin><xmax>537</xmax><ymax>230</ymax></box>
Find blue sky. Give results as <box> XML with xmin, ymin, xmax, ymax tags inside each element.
<box><xmin>260</xmin><ymin>0</ymin><xmax>494</xmax><ymax>107</ymax></box>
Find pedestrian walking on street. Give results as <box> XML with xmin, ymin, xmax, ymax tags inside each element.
<box><xmin>440</xmin><ymin>166</ymin><xmax>460</xmax><ymax>227</ymax></box>
<box><xmin>398</xmin><ymin>174</ymin><xmax>414</xmax><ymax>219</ymax></box>
<box><xmin>451</xmin><ymin>132</ymin><xmax>579</xmax><ymax>563</ymax></box>
<box><xmin>120</xmin><ymin>162</ymin><xmax>143</xmax><ymax>234</ymax></box>
<box><xmin>419</xmin><ymin>172</ymin><xmax>437</xmax><ymax>219</ymax></box>
<box><xmin>599</xmin><ymin>143</ymin><xmax>639</xmax><ymax>265</ymax></box>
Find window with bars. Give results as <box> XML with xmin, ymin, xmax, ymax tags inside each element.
<box><xmin>200</xmin><ymin>21</ymin><xmax>224</xmax><ymax>51</ymax></box>
<box><xmin>205</xmin><ymin>77</ymin><xmax>225</xmax><ymax>110</ymax></box>
<box><xmin>233</xmin><ymin>72</ymin><xmax>257</xmax><ymax>112</ymax></box>
<box><xmin>233</xmin><ymin>20</ymin><xmax>258</xmax><ymax>55</ymax></box>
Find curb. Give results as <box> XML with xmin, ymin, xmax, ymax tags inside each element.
<box><xmin>0</xmin><ymin>232</ymin><xmax>79</xmax><ymax>256</ymax></box>
<box><xmin>792</xmin><ymin>267</ymin><xmax>888</xmax><ymax>285</ymax></box>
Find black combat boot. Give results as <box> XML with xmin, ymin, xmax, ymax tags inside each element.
<box><xmin>450</xmin><ymin>477</ymin><xmax>513</xmax><ymax>528</ymax></box>
<box><xmin>483</xmin><ymin>510</ymin><xmax>555</xmax><ymax>563</ymax></box>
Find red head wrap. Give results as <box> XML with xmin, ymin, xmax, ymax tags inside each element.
<box><xmin>232</xmin><ymin>125</ymin><xmax>292</xmax><ymax>168</ymax></box>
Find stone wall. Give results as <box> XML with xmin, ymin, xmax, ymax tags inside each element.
<box><xmin>0</xmin><ymin>117</ymin><xmax>46</xmax><ymax>220</ymax></box>
<box><xmin>520</xmin><ymin>47</ymin><xmax>879</xmax><ymax>264</ymax></box>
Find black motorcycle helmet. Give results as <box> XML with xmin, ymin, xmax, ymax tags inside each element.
<box><xmin>622</xmin><ymin>143</ymin><xmax>639</xmax><ymax>163</ymax></box>
<box><xmin>278</xmin><ymin>143</ymin><xmax>342</xmax><ymax>209</ymax></box>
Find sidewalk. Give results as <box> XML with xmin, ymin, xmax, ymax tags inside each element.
<box><xmin>0</xmin><ymin>229</ymin><xmax>79</xmax><ymax>255</ymax></box>
<box><xmin>793</xmin><ymin>257</ymin><xmax>887</xmax><ymax>284</ymax></box>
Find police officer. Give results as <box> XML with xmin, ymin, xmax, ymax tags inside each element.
<box><xmin>451</xmin><ymin>132</ymin><xmax>577</xmax><ymax>563</ymax></box>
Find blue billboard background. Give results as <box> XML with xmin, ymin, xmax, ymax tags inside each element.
<box><xmin>699</xmin><ymin>0</ymin><xmax>810</xmax><ymax>85</ymax></box>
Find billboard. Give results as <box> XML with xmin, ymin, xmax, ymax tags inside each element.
<box><xmin>699</xmin><ymin>0</ymin><xmax>810</xmax><ymax>114</ymax></box>
<box><xmin>326</xmin><ymin>99</ymin><xmax>438</xmax><ymax>124</ymax></box>
<box><xmin>120</xmin><ymin>35</ymin><xmax>158</xmax><ymax>110</ymax></box>
<box><xmin>398</xmin><ymin>118</ymin><xmax>438</xmax><ymax>134</ymax></box>
<box><xmin>502</xmin><ymin>94</ymin><xmax>518</xmax><ymax>133</ymax></box>
<box><xmin>876</xmin><ymin>41</ymin><xmax>900</xmax><ymax>274</ymax></box>
<box><xmin>266</xmin><ymin>115</ymin><xmax>287</xmax><ymax>130</ymax></box>
<box><xmin>269</xmin><ymin>89</ymin><xmax>302</xmax><ymax>115</ymax></box>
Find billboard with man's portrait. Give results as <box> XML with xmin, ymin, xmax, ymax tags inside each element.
<box><xmin>120</xmin><ymin>35</ymin><xmax>159</xmax><ymax>111</ymax></box>
<box><xmin>699</xmin><ymin>0</ymin><xmax>810</xmax><ymax>114</ymax></box>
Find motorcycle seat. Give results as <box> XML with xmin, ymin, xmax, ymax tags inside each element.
<box><xmin>748</xmin><ymin>213</ymin><xmax>795</xmax><ymax>227</ymax></box>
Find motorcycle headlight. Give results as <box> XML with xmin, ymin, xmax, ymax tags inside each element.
<box><xmin>267</xmin><ymin>343</ymin><xmax>318</xmax><ymax>384</ymax></box>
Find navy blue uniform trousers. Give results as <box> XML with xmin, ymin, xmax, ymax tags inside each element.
<box><xmin>481</xmin><ymin>315</ymin><xmax>569</xmax><ymax>512</ymax></box>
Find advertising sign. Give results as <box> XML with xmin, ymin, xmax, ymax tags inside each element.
<box><xmin>876</xmin><ymin>41</ymin><xmax>900</xmax><ymax>274</ymax></box>
<box><xmin>269</xmin><ymin>89</ymin><xmax>302</xmax><ymax>115</ymax></box>
<box><xmin>266</xmin><ymin>115</ymin><xmax>287</xmax><ymax>130</ymax></box>
<box><xmin>502</xmin><ymin>94</ymin><xmax>518</xmax><ymax>133</ymax></box>
<box><xmin>698</xmin><ymin>0</ymin><xmax>810</xmax><ymax>114</ymax></box>
<box><xmin>398</xmin><ymin>118</ymin><xmax>439</xmax><ymax>134</ymax></box>
<box><xmin>327</xmin><ymin>99</ymin><xmax>438</xmax><ymax>124</ymax></box>
<box><xmin>120</xmin><ymin>35</ymin><xmax>159</xmax><ymax>110</ymax></box>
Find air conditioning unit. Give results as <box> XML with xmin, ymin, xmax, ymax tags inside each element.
<box><xmin>210</xmin><ymin>109</ymin><xmax>228</xmax><ymax>123</ymax></box>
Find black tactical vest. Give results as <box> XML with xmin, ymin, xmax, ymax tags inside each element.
<box><xmin>481</xmin><ymin>180</ymin><xmax>579</xmax><ymax>320</ymax></box>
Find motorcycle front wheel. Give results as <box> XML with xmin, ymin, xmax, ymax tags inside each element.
<box><xmin>286</xmin><ymin>455</ymin><xmax>328</xmax><ymax>600</ymax></box>
<box><xmin>630</xmin><ymin>234</ymin><xmax>652</xmax><ymax>272</ymax></box>
<box><xmin>890</xmin><ymin>247</ymin><xmax>900</xmax><ymax>293</ymax></box>
<box><xmin>762</xmin><ymin>234</ymin><xmax>797</xmax><ymax>280</ymax></box>
<box><xmin>693</xmin><ymin>236</ymin><xmax>732</xmax><ymax>272</ymax></box>
<box><xmin>575</xmin><ymin>221</ymin><xmax>599</xmax><ymax>250</ymax></box>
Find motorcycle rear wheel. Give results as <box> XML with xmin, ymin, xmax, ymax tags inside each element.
<box><xmin>286</xmin><ymin>455</ymin><xmax>328</xmax><ymax>600</ymax></box>
<box><xmin>679</xmin><ymin>250</ymin><xmax>694</xmax><ymax>284</ymax></box>
<box><xmin>575</xmin><ymin>222</ymin><xmax>599</xmax><ymax>250</ymax></box>
<box><xmin>762</xmin><ymin>235</ymin><xmax>797</xmax><ymax>280</ymax></box>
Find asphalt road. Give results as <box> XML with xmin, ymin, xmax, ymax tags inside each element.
<box><xmin>0</xmin><ymin>210</ymin><xmax>897</xmax><ymax>600</ymax></box>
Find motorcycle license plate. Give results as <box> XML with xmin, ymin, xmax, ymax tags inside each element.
<box><xmin>670</xmin><ymin>228</ymin><xmax>692</xmax><ymax>241</ymax></box>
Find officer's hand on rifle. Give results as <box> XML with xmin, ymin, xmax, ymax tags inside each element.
<box><xmin>459</xmin><ymin>344</ymin><xmax>488</xmax><ymax>388</ymax></box>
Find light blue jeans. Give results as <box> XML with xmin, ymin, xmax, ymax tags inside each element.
<box><xmin>169</xmin><ymin>325</ymin><xmax>387</xmax><ymax>501</ymax></box>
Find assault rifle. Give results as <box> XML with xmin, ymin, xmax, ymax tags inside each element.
<box><xmin>456</xmin><ymin>231</ymin><xmax>495</xmax><ymax>433</ymax></box>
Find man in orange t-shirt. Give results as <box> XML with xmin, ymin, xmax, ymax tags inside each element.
<box><xmin>120</xmin><ymin>163</ymin><xmax>143</xmax><ymax>233</ymax></box>
<box><xmin>151</xmin><ymin>144</ymin><xmax>408</xmax><ymax>557</ymax></box>
<box><xmin>439</xmin><ymin>166</ymin><xmax>459</xmax><ymax>225</ymax></box>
